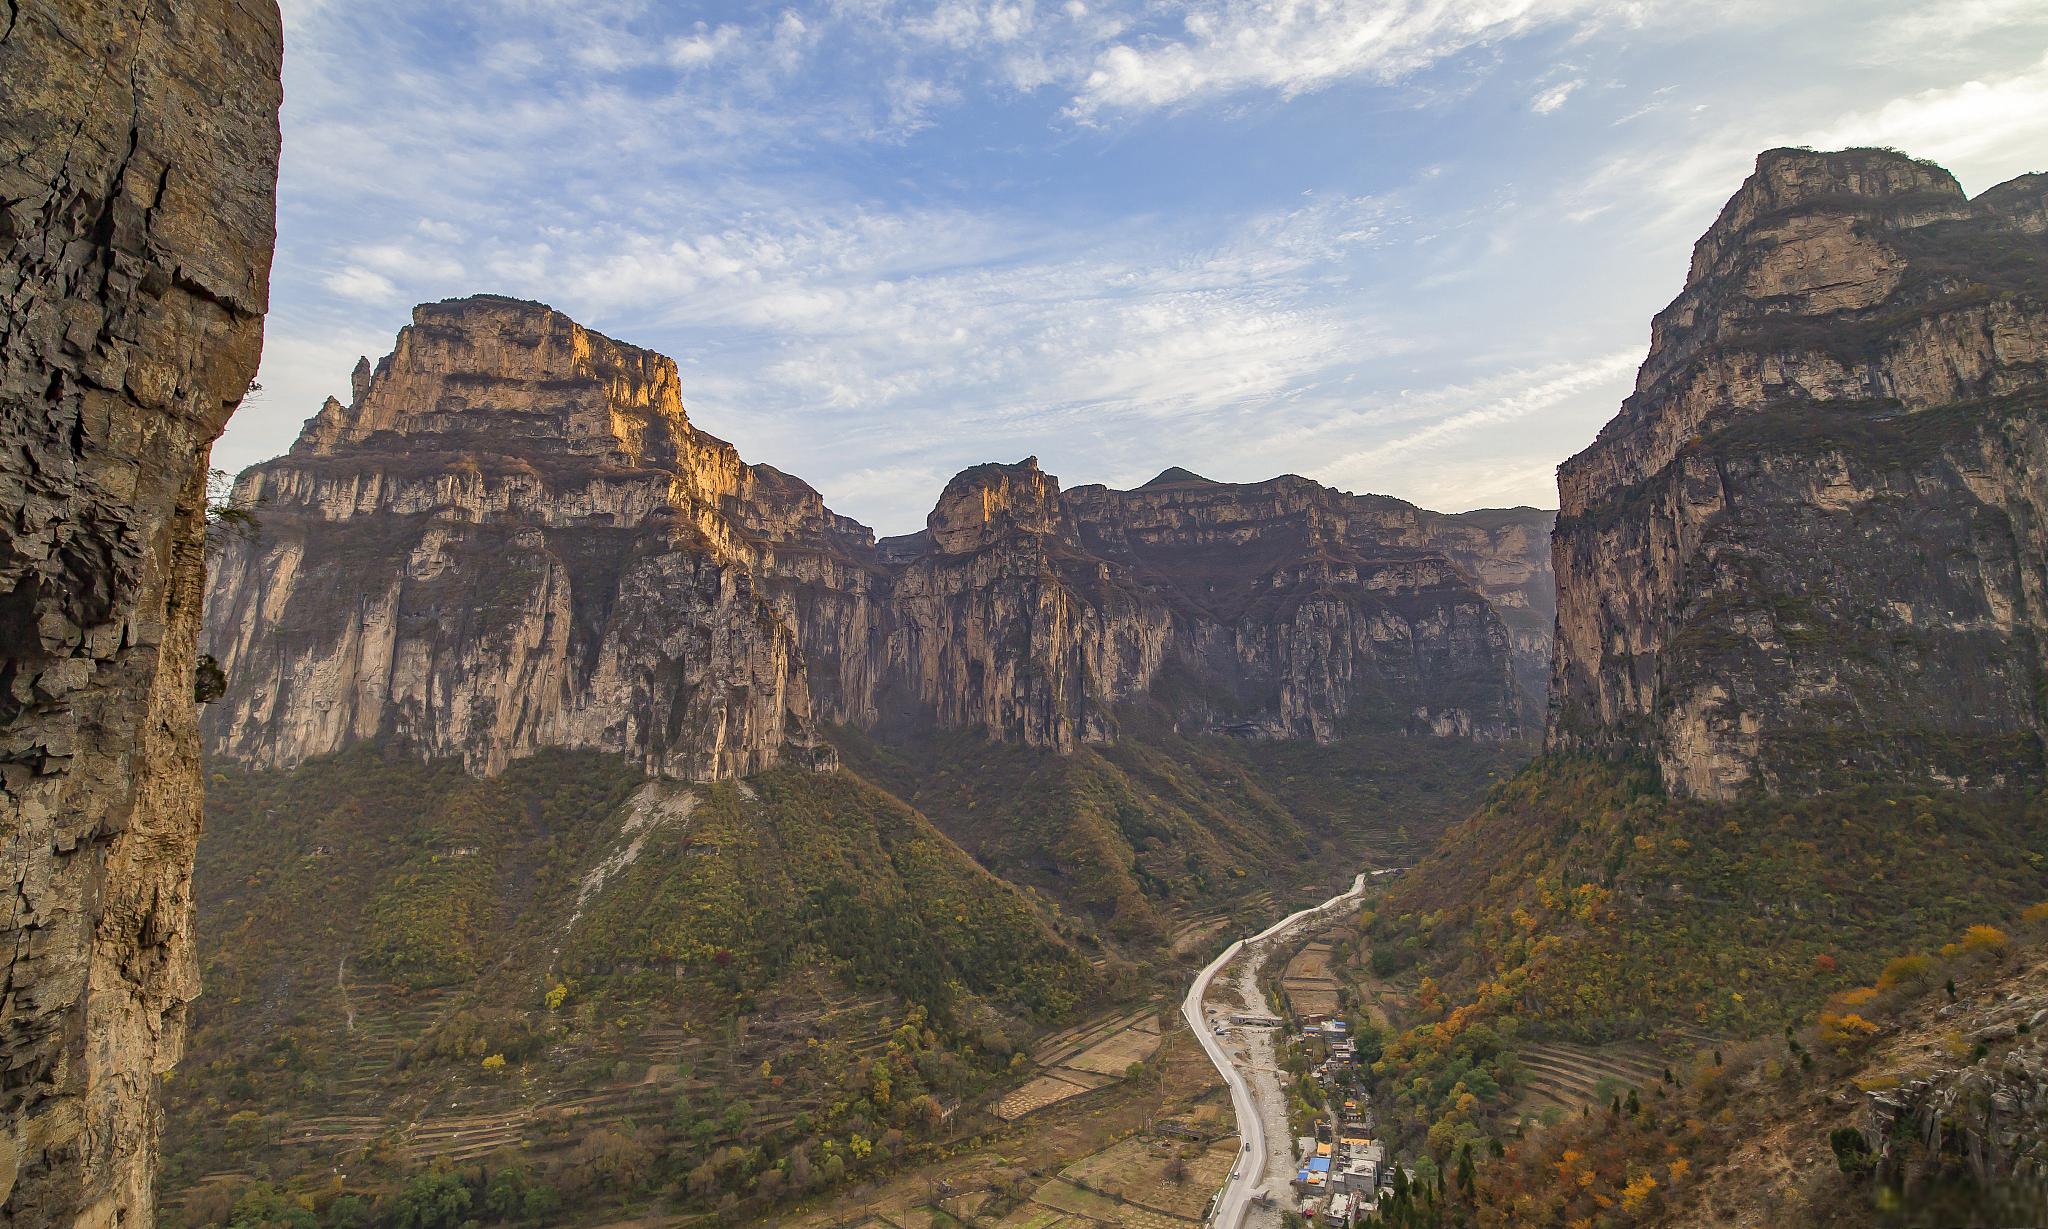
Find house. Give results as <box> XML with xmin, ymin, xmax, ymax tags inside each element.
<box><xmin>1293</xmin><ymin>1155</ymin><xmax>1332</xmax><ymax>1192</ymax></box>
<box><xmin>1334</xmin><ymin>1141</ymin><xmax>1385</xmax><ymax>1195</ymax></box>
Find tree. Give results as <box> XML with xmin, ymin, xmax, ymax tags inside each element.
<box><xmin>392</xmin><ymin>1172</ymin><xmax>472</xmax><ymax>1229</ymax></box>
<box><xmin>322</xmin><ymin>1195</ymin><xmax>369</xmax><ymax>1229</ymax></box>
<box><xmin>483</xmin><ymin>1169</ymin><xmax>537</xmax><ymax>1222</ymax></box>
<box><xmin>226</xmin><ymin>1183</ymin><xmax>316</xmax><ymax>1229</ymax></box>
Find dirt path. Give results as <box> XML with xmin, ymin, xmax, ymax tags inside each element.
<box><xmin>337</xmin><ymin>956</ymin><xmax>355</xmax><ymax>1034</ymax></box>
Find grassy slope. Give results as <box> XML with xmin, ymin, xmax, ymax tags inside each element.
<box><xmin>165</xmin><ymin>750</ymin><xmax>1101</xmax><ymax>1225</ymax></box>
<box><xmin>835</xmin><ymin>716</ymin><xmax>1527</xmax><ymax>946</ymax></box>
<box><xmin>168</xmin><ymin>726</ymin><xmax>1519</xmax><ymax>1227</ymax></box>
<box><xmin>1352</xmin><ymin>754</ymin><xmax>2048</xmax><ymax>1188</ymax></box>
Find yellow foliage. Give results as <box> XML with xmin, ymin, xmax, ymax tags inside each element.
<box><xmin>1961</xmin><ymin>924</ymin><xmax>2011</xmax><ymax>956</ymax></box>
<box><xmin>2021</xmin><ymin>902</ymin><xmax>2048</xmax><ymax>924</ymax></box>
<box><xmin>1876</xmin><ymin>954</ymin><xmax>1934</xmax><ymax>990</ymax></box>
<box><xmin>1818</xmin><ymin>1012</ymin><xmax>1880</xmax><ymax>1044</ymax></box>
<box><xmin>480</xmin><ymin>1053</ymin><xmax>506</xmax><ymax>1070</ymax></box>
<box><xmin>1621</xmin><ymin>1174</ymin><xmax>1660</xmax><ymax>1212</ymax></box>
<box><xmin>1667</xmin><ymin>1158</ymin><xmax>1690</xmax><ymax>1183</ymax></box>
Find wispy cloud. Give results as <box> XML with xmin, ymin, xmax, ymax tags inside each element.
<box><xmin>228</xmin><ymin>0</ymin><xmax>2048</xmax><ymax>532</ymax></box>
<box><xmin>1531</xmin><ymin>78</ymin><xmax>1584</xmax><ymax>113</ymax></box>
<box><xmin>1066</xmin><ymin>0</ymin><xmax>1652</xmax><ymax>117</ymax></box>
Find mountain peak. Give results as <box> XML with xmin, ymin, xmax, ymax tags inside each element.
<box><xmin>291</xmin><ymin>297</ymin><xmax>690</xmax><ymax>467</ymax></box>
<box><xmin>1139</xmin><ymin>466</ymin><xmax>1217</xmax><ymax>488</ymax></box>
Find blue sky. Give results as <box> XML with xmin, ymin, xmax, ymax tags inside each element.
<box><xmin>227</xmin><ymin>0</ymin><xmax>2048</xmax><ymax>534</ymax></box>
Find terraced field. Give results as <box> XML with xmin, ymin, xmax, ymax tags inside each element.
<box><xmin>1280</xmin><ymin>939</ymin><xmax>1342</xmax><ymax>1019</ymax></box>
<box><xmin>1511</xmin><ymin>1041</ymin><xmax>1672</xmax><ymax>1120</ymax></box>
<box><xmin>996</xmin><ymin>1006</ymin><xmax>1166</xmax><ymax>1120</ymax></box>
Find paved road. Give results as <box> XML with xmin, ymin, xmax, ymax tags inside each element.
<box><xmin>1182</xmin><ymin>873</ymin><xmax>1368</xmax><ymax>1229</ymax></box>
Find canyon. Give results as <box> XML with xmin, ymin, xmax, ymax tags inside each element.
<box><xmin>200</xmin><ymin>294</ymin><xmax>1554</xmax><ymax>781</ymax></box>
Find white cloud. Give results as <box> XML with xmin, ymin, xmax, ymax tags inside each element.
<box><xmin>668</xmin><ymin>24</ymin><xmax>743</xmax><ymax>67</ymax></box>
<box><xmin>1805</xmin><ymin>51</ymin><xmax>2048</xmax><ymax>185</ymax></box>
<box><xmin>1531</xmin><ymin>77</ymin><xmax>1583</xmax><ymax>113</ymax></box>
<box><xmin>1328</xmin><ymin>350</ymin><xmax>1639</xmax><ymax>473</ymax></box>
<box><xmin>1066</xmin><ymin>0</ymin><xmax>1652</xmax><ymax>117</ymax></box>
<box><xmin>1568</xmin><ymin>48</ymin><xmax>2048</xmax><ymax>235</ymax></box>
<box><xmin>322</xmin><ymin>266</ymin><xmax>399</xmax><ymax>303</ymax></box>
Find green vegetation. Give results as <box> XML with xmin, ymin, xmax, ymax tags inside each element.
<box><xmin>1352</xmin><ymin>753</ymin><xmax>2048</xmax><ymax>1177</ymax></box>
<box><xmin>1357</xmin><ymin>915</ymin><xmax>2048</xmax><ymax>1228</ymax></box>
<box><xmin>565</xmin><ymin>767</ymin><xmax>1102</xmax><ymax>1023</ymax></box>
<box><xmin>836</xmin><ymin>715</ymin><xmax>1525</xmax><ymax>943</ymax></box>
<box><xmin>167</xmin><ymin>722</ymin><xmax>1520</xmax><ymax>1227</ymax></box>
<box><xmin>166</xmin><ymin>747</ymin><xmax>1114</xmax><ymax>1227</ymax></box>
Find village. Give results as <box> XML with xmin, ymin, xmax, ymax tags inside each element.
<box><xmin>1284</xmin><ymin>1017</ymin><xmax>1396</xmax><ymax>1224</ymax></box>
<box><xmin>1187</xmin><ymin>874</ymin><xmax>1417</xmax><ymax>1229</ymax></box>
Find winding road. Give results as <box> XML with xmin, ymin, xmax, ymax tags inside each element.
<box><xmin>1182</xmin><ymin>873</ymin><xmax>1369</xmax><ymax>1229</ymax></box>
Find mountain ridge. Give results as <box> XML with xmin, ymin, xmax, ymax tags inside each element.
<box><xmin>201</xmin><ymin>296</ymin><xmax>1554</xmax><ymax>777</ymax></box>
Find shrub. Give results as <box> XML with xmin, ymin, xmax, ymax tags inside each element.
<box><xmin>1876</xmin><ymin>954</ymin><xmax>1935</xmax><ymax>991</ymax></box>
<box><xmin>1960</xmin><ymin>925</ymin><xmax>2012</xmax><ymax>958</ymax></box>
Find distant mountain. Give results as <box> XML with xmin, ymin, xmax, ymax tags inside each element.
<box><xmin>171</xmin><ymin>294</ymin><xmax>1546</xmax><ymax>1222</ymax></box>
<box><xmin>201</xmin><ymin>294</ymin><xmax>1554</xmax><ymax>774</ymax></box>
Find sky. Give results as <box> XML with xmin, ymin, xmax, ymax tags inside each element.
<box><xmin>226</xmin><ymin>0</ymin><xmax>2048</xmax><ymax>535</ymax></box>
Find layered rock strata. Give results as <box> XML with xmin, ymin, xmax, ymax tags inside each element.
<box><xmin>204</xmin><ymin>297</ymin><xmax>1551</xmax><ymax>776</ymax></box>
<box><xmin>1550</xmin><ymin>148</ymin><xmax>2048</xmax><ymax>797</ymax></box>
<box><xmin>203</xmin><ymin>297</ymin><xmax>855</xmax><ymax>779</ymax></box>
<box><xmin>0</xmin><ymin>1</ymin><xmax>282</xmax><ymax>1223</ymax></box>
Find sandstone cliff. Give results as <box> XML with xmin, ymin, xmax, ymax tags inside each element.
<box><xmin>204</xmin><ymin>299</ymin><xmax>1548</xmax><ymax>777</ymax></box>
<box><xmin>1550</xmin><ymin>148</ymin><xmax>2048</xmax><ymax>798</ymax></box>
<box><xmin>0</xmin><ymin>2</ymin><xmax>281</xmax><ymax>1224</ymax></box>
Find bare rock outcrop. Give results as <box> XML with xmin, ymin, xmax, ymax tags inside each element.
<box><xmin>0</xmin><ymin>1</ymin><xmax>281</xmax><ymax>1224</ymax></box>
<box><xmin>1061</xmin><ymin>469</ymin><xmax>1541</xmax><ymax>740</ymax></box>
<box><xmin>1550</xmin><ymin>148</ymin><xmax>2048</xmax><ymax>797</ymax></box>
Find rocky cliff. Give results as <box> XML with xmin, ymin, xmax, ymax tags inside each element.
<box><xmin>1061</xmin><ymin>468</ymin><xmax>1542</xmax><ymax>739</ymax></box>
<box><xmin>204</xmin><ymin>298</ymin><xmax>1549</xmax><ymax>777</ymax></box>
<box><xmin>0</xmin><ymin>1</ymin><xmax>281</xmax><ymax>1225</ymax></box>
<box><xmin>1550</xmin><ymin>147</ymin><xmax>2048</xmax><ymax>798</ymax></box>
<box><xmin>203</xmin><ymin>296</ymin><xmax>858</xmax><ymax>780</ymax></box>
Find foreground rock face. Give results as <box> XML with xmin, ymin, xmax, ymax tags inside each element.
<box><xmin>205</xmin><ymin>299</ymin><xmax>1550</xmax><ymax>773</ymax></box>
<box><xmin>1550</xmin><ymin>148</ymin><xmax>2048</xmax><ymax>798</ymax></box>
<box><xmin>0</xmin><ymin>2</ymin><xmax>281</xmax><ymax>1224</ymax></box>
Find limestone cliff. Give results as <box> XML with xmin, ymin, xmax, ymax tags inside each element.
<box><xmin>1550</xmin><ymin>148</ymin><xmax>2048</xmax><ymax>797</ymax></box>
<box><xmin>878</xmin><ymin>461</ymin><xmax>1171</xmax><ymax>750</ymax></box>
<box><xmin>0</xmin><ymin>1</ymin><xmax>281</xmax><ymax>1224</ymax></box>
<box><xmin>205</xmin><ymin>300</ymin><xmax>1547</xmax><ymax>776</ymax></box>
<box><xmin>203</xmin><ymin>297</ymin><xmax>856</xmax><ymax>779</ymax></box>
<box><xmin>1060</xmin><ymin>468</ymin><xmax>1538</xmax><ymax>740</ymax></box>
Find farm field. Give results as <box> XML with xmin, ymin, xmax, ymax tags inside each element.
<box><xmin>997</xmin><ymin>1007</ymin><xmax>1165</xmax><ymax>1120</ymax></box>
